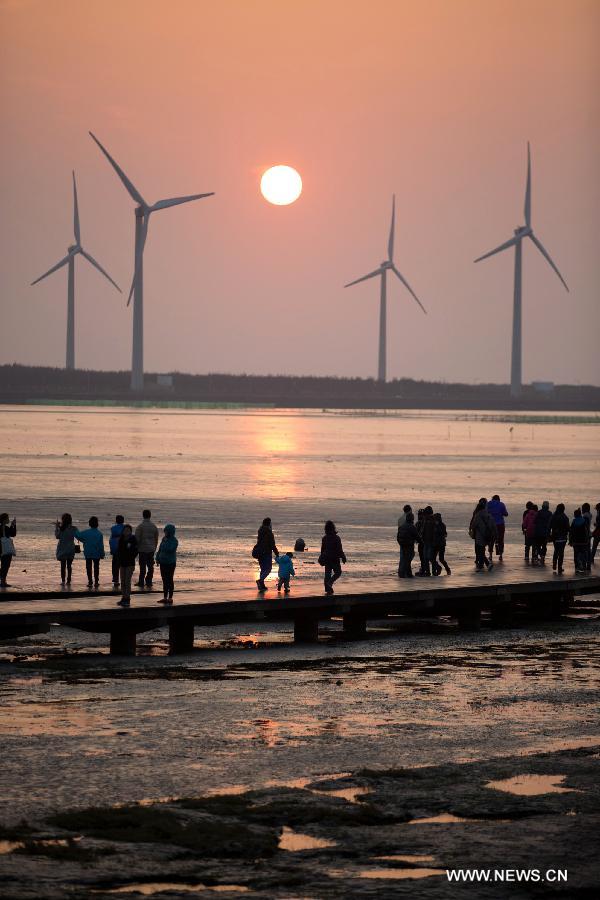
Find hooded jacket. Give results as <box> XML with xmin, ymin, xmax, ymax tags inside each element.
<box><xmin>276</xmin><ymin>555</ymin><xmax>295</xmax><ymax>578</ymax></box>
<box><xmin>522</xmin><ymin>509</ymin><xmax>538</xmax><ymax>540</ymax></box>
<box><xmin>487</xmin><ymin>498</ymin><xmax>508</xmax><ymax>526</ymax></box>
<box><xmin>109</xmin><ymin>522</ymin><xmax>125</xmax><ymax>554</ymax></box>
<box><xmin>74</xmin><ymin>526</ymin><xmax>105</xmax><ymax>560</ymax></box>
<box><xmin>156</xmin><ymin>524</ymin><xmax>178</xmax><ymax>566</ymax></box>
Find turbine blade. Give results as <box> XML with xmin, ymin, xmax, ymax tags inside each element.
<box><xmin>524</xmin><ymin>142</ymin><xmax>531</xmax><ymax>227</ymax></box>
<box><xmin>73</xmin><ymin>171</ymin><xmax>81</xmax><ymax>244</ymax></box>
<box><xmin>89</xmin><ymin>132</ymin><xmax>146</xmax><ymax>206</ymax></box>
<box><xmin>127</xmin><ymin>215</ymin><xmax>150</xmax><ymax>306</ymax></box>
<box><xmin>150</xmin><ymin>192</ymin><xmax>215</xmax><ymax>211</ymax></box>
<box><xmin>387</xmin><ymin>194</ymin><xmax>395</xmax><ymax>261</ymax></box>
<box><xmin>344</xmin><ymin>267</ymin><xmax>383</xmax><ymax>288</ymax></box>
<box><xmin>529</xmin><ymin>233</ymin><xmax>569</xmax><ymax>292</ymax></box>
<box><xmin>474</xmin><ymin>235</ymin><xmax>519</xmax><ymax>263</ymax></box>
<box><xmin>80</xmin><ymin>249</ymin><xmax>122</xmax><ymax>292</ymax></box>
<box><xmin>31</xmin><ymin>253</ymin><xmax>72</xmax><ymax>286</ymax></box>
<box><xmin>391</xmin><ymin>265</ymin><xmax>427</xmax><ymax>314</ymax></box>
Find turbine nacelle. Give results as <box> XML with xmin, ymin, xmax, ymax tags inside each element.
<box><xmin>514</xmin><ymin>225</ymin><xmax>531</xmax><ymax>238</ymax></box>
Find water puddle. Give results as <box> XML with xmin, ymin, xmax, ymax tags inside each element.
<box><xmin>358</xmin><ymin>867</ymin><xmax>445</xmax><ymax>880</ymax></box>
<box><xmin>323</xmin><ymin>785</ymin><xmax>371</xmax><ymax>803</ymax></box>
<box><xmin>0</xmin><ymin>840</ymin><xmax>24</xmax><ymax>854</ymax></box>
<box><xmin>278</xmin><ymin>827</ymin><xmax>336</xmax><ymax>851</ymax></box>
<box><xmin>486</xmin><ymin>774</ymin><xmax>577</xmax><ymax>796</ymax></box>
<box><xmin>408</xmin><ymin>813</ymin><xmax>482</xmax><ymax>825</ymax></box>
<box><xmin>374</xmin><ymin>854</ymin><xmax>436</xmax><ymax>863</ymax></box>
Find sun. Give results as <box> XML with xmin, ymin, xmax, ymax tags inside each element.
<box><xmin>260</xmin><ymin>165</ymin><xmax>302</xmax><ymax>205</ymax></box>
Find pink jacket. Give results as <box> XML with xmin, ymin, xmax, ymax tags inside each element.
<box><xmin>523</xmin><ymin>509</ymin><xmax>537</xmax><ymax>539</ymax></box>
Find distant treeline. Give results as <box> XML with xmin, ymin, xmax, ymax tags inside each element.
<box><xmin>0</xmin><ymin>364</ymin><xmax>598</xmax><ymax>411</ymax></box>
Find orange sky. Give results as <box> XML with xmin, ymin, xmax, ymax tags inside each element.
<box><xmin>1</xmin><ymin>0</ymin><xmax>599</xmax><ymax>384</ymax></box>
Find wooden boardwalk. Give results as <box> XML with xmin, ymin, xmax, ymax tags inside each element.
<box><xmin>1</xmin><ymin>564</ymin><xmax>598</xmax><ymax>655</ymax></box>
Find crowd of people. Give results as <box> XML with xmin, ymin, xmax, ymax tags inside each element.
<box><xmin>0</xmin><ymin>499</ymin><xmax>598</xmax><ymax>600</ymax></box>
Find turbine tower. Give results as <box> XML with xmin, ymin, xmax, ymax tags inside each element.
<box><xmin>89</xmin><ymin>132</ymin><xmax>215</xmax><ymax>391</ymax></box>
<box><xmin>474</xmin><ymin>143</ymin><xmax>569</xmax><ymax>398</ymax></box>
<box><xmin>345</xmin><ymin>195</ymin><xmax>426</xmax><ymax>382</ymax></box>
<box><xmin>31</xmin><ymin>172</ymin><xmax>121</xmax><ymax>369</ymax></box>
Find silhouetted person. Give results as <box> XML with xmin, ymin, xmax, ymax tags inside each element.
<box><xmin>550</xmin><ymin>503</ymin><xmax>569</xmax><ymax>574</ymax></box>
<box><xmin>276</xmin><ymin>551</ymin><xmax>295</xmax><ymax>594</ymax></box>
<box><xmin>136</xmin><ymin>509</ymin><xmax>159</xmax><ymax>589</ymax></box>
<box><xmin>0</xmin><ymin>512</ymin><xmax>17</xmax><ymax>588</ymax></box>
<box><xmin>156</xmin><ymin>523</ymin><xmax>178</xmax><ymax>604</ymax></box>
<box><xmin>522</xmin><ymin>500</ymin><xmax>534</xmax><ymax>561</ymax></box>
<box><xmin>533</xmin><ymin>500</ymin><xmax>553</xmax><ymax>564</ymax></box>
<box><xmin>320</xmin><ymin>520</ymin><xmax>346</xmax><ymax>595</ymax></box>
<box><xmin>397</xmin><ymin>504</ymin><xmax>412</xmax><ymax>528</ymax></box>
<box><xmin>75</xmin><ymin>516</ymin><xmax>105</xmax><ymax>588</ymax></box>
<box><xmin>116</xmin><ymin>525</ymin><xmax>138</xmax><ymax>607</ymax></box>
<box><xmin>522</xmin><ymin>503</ymin><xmax>538</xmax><ymax>564</ymax></box>
<box><xmin>569</xmin><ymin>508</ymin><xmax>589</xmax><ymax>574</ymax></box>
<box><xmin>432</xmin><ymin>512</ymin><xmax>451</xmax><ymax>575</ymax></box>
<box><xmin>415</xmin><ymin>509</ymin><xmax>426</xmax><ymax>574</ymax></box>
<box><xmin>592</xmin><ymin>502</ymin><xmax>600</xmax><ymax>564</ymax></box>
<box><xmin>581</xmin><ymin>503</ymin><xmax>593</xmax><ymax>571</ymax></box>
<box><xmin>469</xmin><ymin>499</ymin><xmax>497</xmax><ymax>572</ymax></box>
<box><xmin>487</xmin><ymin>495</ymin><xmax>508</xmax><ymax>561</ymax></box>
<box><xmin>55</xmin><ymin>512</ymin><xmax>78</xmax><ymax>587</ymax></box>
<box><xmin>416</xmin><ymin>506</ymin><xmax>435</xmax><ymax>577</ymax></box>
<box><xmin>254</xmin><ymin>517</ymin><xmax>279</xmax><ymax>592</ymax></box>
<box><xmin>397</xmin><ymin>511</ymin><xmax>421</xmax><ymax>577</ymax></box>
<box><xmin>109</xmin><ymin>514</ymin><xmax>125</xmax><ymax>587</ymax></box>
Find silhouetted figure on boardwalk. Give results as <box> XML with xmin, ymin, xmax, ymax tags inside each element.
<box><xmin>397</xmin><ymin>504</ymin><xmax>412</xmax><ymax>528</ymax></box>
<box><xmin>0</xmin><ymin>513</ymin><xmax>17</xmax><ymax>588</ymax></box>
<box><xmin>570</xmin><ymin>509</ymin><xmax>589</xmax><ymax>574</ymax></box>
<box><xmin>470</xmin><ymin>499</ymin><xmax>497</xmax><ymax>572</ymax></box>
<box><xmin>592</xmin><ymin>503</ymin><xmax>600</xmax><ymax>564</ymax></box>
<box><xmin>522</xmin><ymin>501</ymin><xmax>535</xmax><ymax>562</ymax></box>
<box><xmin>416</xmin><ymin>506</ymin><xmax>435</xmax><ymax>577</ymax></box>
<box><xmin>276</xmin><ymin>552</ymin><xmax>295</xmax><ymax>594</ymax></box>
<box><xmin>135</xmin><ymin>510</ymin><xmax>159</xmax><ymax>589</ymax></box>
<box><xmin>550</xmin><ymin>504</ymin><xmax>569</xmax><ymax>574</ymax></box>
<box><xmin>253</xmin><ymin>517</ymin><xmax>279</xmax><ymax>592</ymax></box>
<box><xmin>320</xmin><ymin>520</ymin><xmax>346</xmax><ymax>595</ymax></box>
<box><xmin>116</xmin><ymin>525</ymin><xmax>138</xmax><ymax>607</ymax></box>
<box><xmin>581</xmin><ymin>503</ymin><xmax>593</xmax><ymax>571</ymax></box>
<box><xmin>432</xmin><ymin>512</ymin><xmax>451</xmax><ymax>575</ymax></box>
<box><xmin>75</xmin><ymin>517</ymin><xmax>105</xmax><ymax>589</ymax></box>
<box><xmin>523</xmin><ymin>503</ymin><xmax>538</xmax><ymax>564</ymax></box>
<box><xmin>55</xmin><ymin>512</ymin><xmax>78</xmax><ymax>587</ymax></box>
<box><xmin>533</xmin><ymin>501</ymin><xmax>553</xmax><ymax>565</ymax></box>
<box><xmin>397</xmin><ymin>511</ymin><xmax>421</xmax><ymax>577</ymax></box>
<box><xmin>487</xmin><ymin>495</ymin><xmax>508</xmax><ymax>561</ymax></box>
<box><xmin>109</xmin><ymin>515</ymin><xmax>125</xmax><ymax>588</ymax></box>
<box><xmin>156</xmin><ymin>523</ymin><xmax>178</xmax><ymax>604</ymax></box>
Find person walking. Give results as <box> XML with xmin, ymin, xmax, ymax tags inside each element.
<box><xmin>469</xmin><ymin>499</ymin><xmax>497</xmax><ymax>572</ymax></box>
<box><xmin>397</xmin><ymin>511</ymin><xmax>421</xmax><ymax>577</ymax></box>
<box><xmin>75</xmin><ymin>517</ymin><xmax>105</xmax><ymax>588</ymax></box>
<box><xmin>135</xmin><ymin>509</ymin><xmax>159</xmax><ymax>589</ymax></box>
<box><xmin>54</xmin><ymin>513</ymin><xmax>78</xmax><ymax>587</ymax></box>
<box><xmin>533</xmin><ymin>501</ymin><xmax>553</xmax><ymax>565</ymax></box>
<box><xmin>591</xmin><ymin>502</ymin><xmax>600</xmax><ymax>564</ymax></box>
<box><xmin>253</xmin><ymin>517</ymin><xmax>279</xmax><ymax>592</ymax></box>
<box><xmin>432</xmin><ymin>512</ymin><xmax>451</xmax><ymax>575</ymax></box>
<box><xmin>416</xmin><ymin>506</ymin><xmax>436</xmax><ymax>577</ymax></box>
<box><xmin>550</xmin><ymin>503</ymin><xmax>569</xmax><ymax>574</ymax></box>
<box><xmin>276</xmin><ymin>551</ymin><xmax>295</xmax><ymax>594</ymax></box>
<box><xmin>569</xmin><ymin>508</ymin><xmax>590</xmax><ymax>574</ymax></box>
<box><xmin>522</xmin><ymin>501</ymin><xmax>535</xmax><ymax>562</ymax></box>
<box><xmin>0</xmin><ymin>512</ymin><xmax>17</xmax><ymax>588</ymax></box>
<box><xmin>487</xmin><ymin>495</ymin><xmax>508</xmax><ymax>562</ymax></box>
<box><xmin>109</xmin><ymin>515</ymin><xmax>125</xmax><ymax>588</ymax></box>
<box><xmin>523</xmin><ymin>503</ymin><xmax>539</xmax><ymax>564</ymax></box>
<box><xmin>116</xmin><ymin>525</ymin><xmax>138</xmax><ymax>607</ymax></box>
<box><xmin>156</xmin><ymin>523</ymin><xmax>178</xmax><ymax>604</ymax></box>
<box><xmin>319</xmin><ymin>520</ymin><xmax>346</xmax><ymax>595</ymax></box>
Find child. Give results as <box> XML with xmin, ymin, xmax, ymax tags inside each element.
<box><xmin>75</xmin><ymin>516</ymin><xmax>105</xmax><ymax>588</ymax></box>
<box><xmin>109</xmin><ymin>514</ymin><xmax>125</xmax><ymax>588</ymax></box>
<box><xmin>156</xmin><ymin>523</ymin><xmax>178</xmax><ymax>604</ymax></box>
<box><xmin>276</xmin><ymin>552</ymin><xmax>295</xmax><ymax>594</ymax></box>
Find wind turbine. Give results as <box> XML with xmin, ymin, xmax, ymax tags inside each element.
<box><xmin>474</xmin><ymin>143</ymin><xmax>568</xmax><ymax>398</ymax></box>
<box><xmin>31</xmin><ymin>172</ymin><xmax>121</xmax><ymax>370</ymax></box>
<box><xmin>345</xmin><ymin>195</ymin><xmax>426</xmax><ymax>382</ymax></box>
<box><xmin>89</xmin><ymin>133</ymin><xmax>214</xmax><ymax>391</ymax></box>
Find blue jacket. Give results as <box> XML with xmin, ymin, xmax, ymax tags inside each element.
<box><xmin>75</xmin><ymin>527</ymin><xmax>105</xmax><ymax>560</ymax></box>
<box><xmin>109</xmin><ymin>522</ymin><xmax>125</xmax><ymax>554</ymax></box>
<box><xmin>487</xmin><ymin>499</ymin><xmax>508</xmax><ymax>525</ymax></box>
<box><xmin>276</xmin><ymin>555</ymin><xmax>295</xmax><ymax>578</ymax></box>
<box><xmin>156</xmin><ymin>524</ymin><xmax>178</xmax><ymax>566</ymax></box>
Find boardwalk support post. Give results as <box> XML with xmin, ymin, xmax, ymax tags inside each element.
<box><xmin>343</xmin><ymin>612</ymin><xmax>367</xmax><ymax>639</ymax></box>
<box><xmin>169</xmin><ymin>621</ymin><xmax>195</xmax><ymax>653</ymax></box>
<box><xmin>109</xmin><ymin>628</ymin><xmax>137</xmax><ymax>656</ymax></box>
<box><xmin>490</xmin><ymin>600</ymin><xmax>514</xmax><ymax>627</ymax></box>
<box><xmin>294</xmin><ymin>614</ymin><xmax>319</xmax><ymax>643</ymax></box>
<box><xmin>457</xmin><ymin>606</ymin><xmax>481</xmax><ymax>631</ymax></box>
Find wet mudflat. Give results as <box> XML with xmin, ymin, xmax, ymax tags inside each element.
<box><xmin>1</xmin><ymin>619</ymin><xmax>600</xmax><ymax>897</ymax></box>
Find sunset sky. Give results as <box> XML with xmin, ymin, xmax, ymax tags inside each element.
<box><xmin>1</xmin><ymin>0</ymin><xmax>599</xmax><ymax>385</ymax></box>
